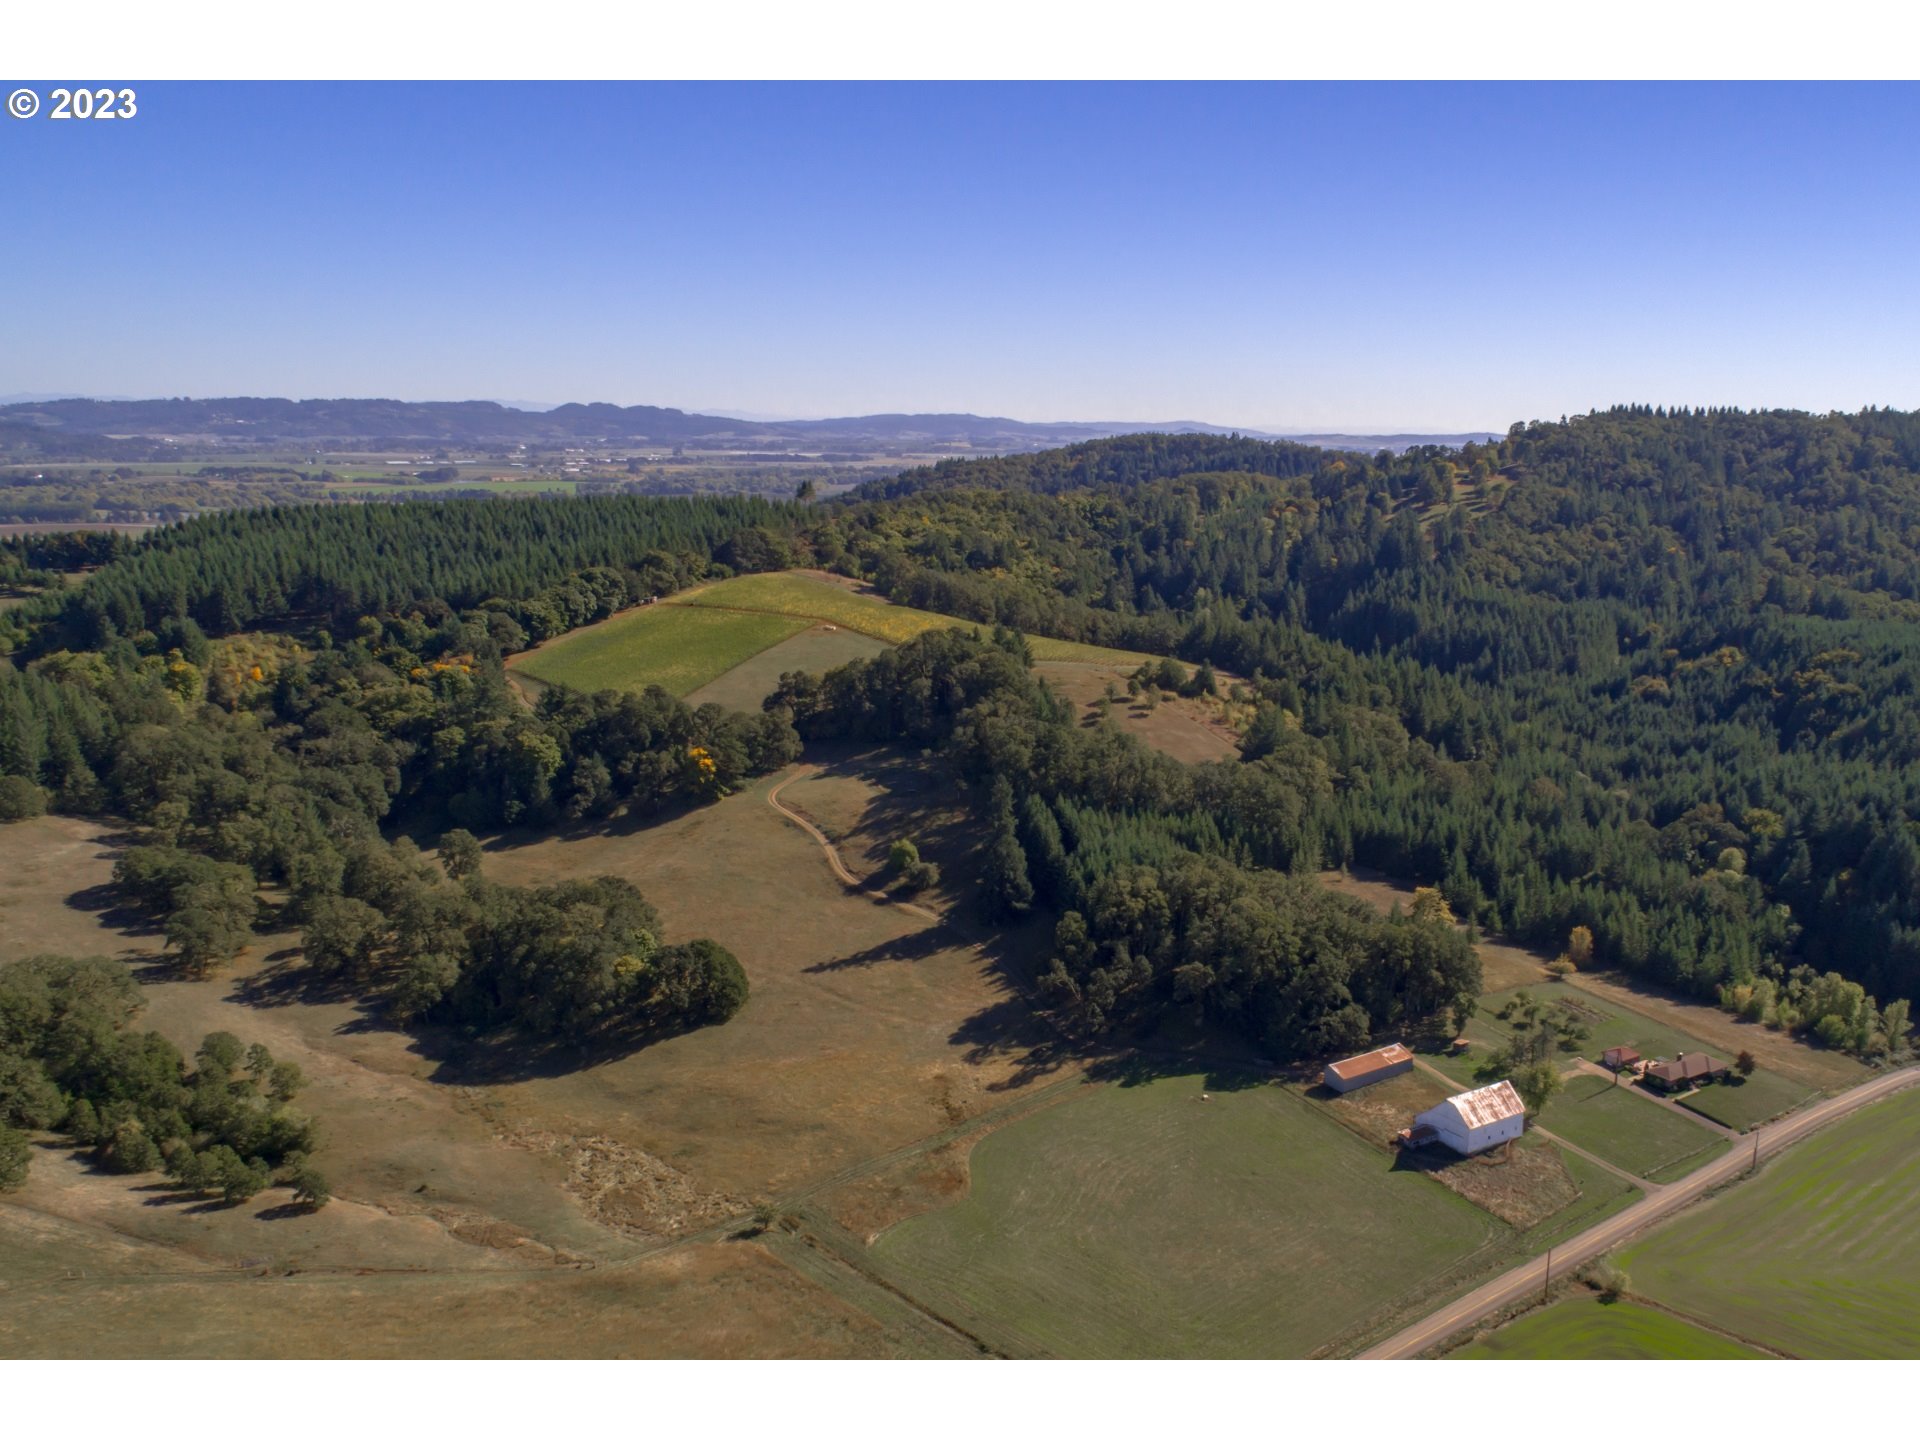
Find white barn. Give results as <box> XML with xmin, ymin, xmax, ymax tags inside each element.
<box><xmin>1407</xmin><ymin>1079</ymin><xmax>1526</xmax><ymax>1156</ymax></box>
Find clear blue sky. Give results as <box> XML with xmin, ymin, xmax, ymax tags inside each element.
<box><xmin>3</xmin><ymin>81</ymin><xmax>1916</xmax><ymax>429</ymax></box>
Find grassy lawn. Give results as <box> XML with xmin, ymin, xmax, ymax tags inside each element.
<box><xmin>512</xmin><ymin>604</ymin><xmax>810</xmax><ymax>697</ymax></box>
<box><xmin>680</xmin><ymin>572</ymin><xmax>1155</xmax><ymax>664</ymax></box>
<box><xmin>1620</xmin><ymin>1085</ymin><xmax>1920</xmax><ymax>1358</ymax></box>
<box><xmin>870</xmin><ymin>1071</ymin><xmax>1507</xmax><ymax>1358</ymax></box>
<box><xmin>1673</xmin><ymin>1067</ymin><xmax>1815</xmax><ymax>1132</ymax></box>
<box><xmin>1454</xmin><ymin>1297</ymin><xmax>1763</xmax><ymax>1359</ymax></box>
<box><xmin>1536</xmin><ymin>1072</ymin><xmax>1729</xmax><ymax>1181</ymax></box>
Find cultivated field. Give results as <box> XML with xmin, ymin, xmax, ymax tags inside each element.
<box><xmin>511</xmin><ymin>604</ymin><xmax>810</xmax><ymax>697</ymax></box>
<box><xmin>868</xmin><ymin>1071</ymin><xmax>1507</xmax><ymax>1358</ymax></box>
<box><xmin>1453</xmin><ymin>1296</ymin><xmax>1763</xmax><ymax>1359</ymax></box>
<box><xmin>1617</xmin><ymin>1085</ymin><xmax>1920</xmax><ymax>1358</ymax></box>
<box><xmin>676</xmin><ymin>570</ymin><xmax>1155</xmax><ymax>664</ymax></box>
<box><xmin>1534</xmin><ymin>1073</ymin><xmax>1729</xmax><ymax>1182</ymax></box>
<box><xmin>686</xmin><ymin>626</ymin><xmax>888</xmax><ymax>710</ymax></box>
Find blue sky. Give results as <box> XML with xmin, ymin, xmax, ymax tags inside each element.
<box><xmin>2</xmin><ymin>81</ymin><xmax>1916</xmax><ymax>429</ymax></box>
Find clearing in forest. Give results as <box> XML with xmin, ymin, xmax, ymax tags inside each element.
<box><xmin>1617</xmin><ymin>1084</ymin><xmax>1920</xmax><ymax>1358</ymax></box>
<box><xmin>510</xmin><ymin>603</ymin><xmax>810</xmax><ymax>697</ymax></box>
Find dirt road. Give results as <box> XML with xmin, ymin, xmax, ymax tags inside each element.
<box><xmin>765</xmin><ymin>765</ymin><xmax>940</xmax><ymax>922</ymax></box>
<box><xmin>1359</xmin><ymin>1063</ymin><xmax>1920</xmax><ymax>1358</ymax></box>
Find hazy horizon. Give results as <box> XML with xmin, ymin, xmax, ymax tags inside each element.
<box><xmin>7</xmin><ymin>82</ymin><xmax>1918</xmax><ymax>428</ymax></box>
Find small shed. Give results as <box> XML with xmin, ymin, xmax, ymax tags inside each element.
<box><xmin>1323</xmin><ymin>1043</ymin><xmax>1414</xmax><ymax>1093</ymax></box>
<box><xmin>1644</xmin><ymin>1052</ymin><xmax>1728</xmax><ymax>1092</ymax></box>
<box><xmin>1601</xmin><ymin>1045</ymin><xmax>1642</xmax><ymax>1071</ymax></box>
<box><xmin>1410</xmin><ymin>1080</ymin><xmax>1527</xmax><ymax>1156</ymax></box>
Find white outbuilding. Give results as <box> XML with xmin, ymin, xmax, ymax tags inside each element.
<box><xmin>1405</xmin><ymin>1079</ymin><xmax>1527</xmax><ymax>1156</ymax></box>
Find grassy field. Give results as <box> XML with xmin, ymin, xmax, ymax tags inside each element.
<box><xmin>869</xmin><ymin>1071</ymin><xmax>1507</xmax><ymax>1358</ymax></box>
<box><xmin>685</xmin><ymin>626</ymin><xmax>889</xmax><ymax>711</ymax></box>
<box><xmin>678</xmin><ymin>571</ymin><xmax>1156</xmax><ymax>665</ymax></box>
<box><xmin>511</xmin><ymin>604</ymin><xmax>810</xmax><ymax>697</ymax></box>
<box><xmin>1620</xmin><ymin>1085</ymin><xmax>1920</xmax><ymax>1358</ymax></box>
<box><xmin>1673</xmin><ymin>1068</ymin><xmax>1815</xmax><ymax>1131</ymax></box>
<box><xmin>1535</xmin><ymin>1073</ymin><xmax>1729</xmax><ymax>1181</ymax></box>
<box><xmin>1454</xmin><ymin>1297</ymin><xmax>1764</xmax><ymax>1359</ymax></box>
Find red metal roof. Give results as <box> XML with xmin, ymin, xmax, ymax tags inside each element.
<box><xmin>1326</xmin><ymin>1043</ymin><xmax>1413</xmax><ymax>1081</ymax></box>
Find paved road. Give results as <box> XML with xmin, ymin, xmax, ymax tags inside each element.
<box><xmin>1359</xmin><ymin>1063</ymin><xmax>1920</xmax><ymax>1358</ymax></box>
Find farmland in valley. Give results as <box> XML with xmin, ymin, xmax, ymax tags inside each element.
<box><xmin>867</xmin><ymin>1071</ymin><xmax>1507</xmax><ymax>1358</ymax></box>
<box><xmin>1617</xmin><ymin>1085</ymin><xmax>1920</xmax><ymax>1358</ymax></box>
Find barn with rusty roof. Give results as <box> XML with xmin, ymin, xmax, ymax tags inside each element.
<box><xmin>1322</xmin><ymin>1043</ymin><xmax>1414</xmax><ymax>1093</ymax></box>
<box><xmin>1403</xmin><ymin>1079</ymin><xmax>1527</xmax><ymax>1156</ymax></box>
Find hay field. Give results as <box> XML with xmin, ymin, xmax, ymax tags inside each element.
<box><xmin>868</xmin><ymin>1071</ymin><xmax>1507</xmax><ymax>1358</ymax></box>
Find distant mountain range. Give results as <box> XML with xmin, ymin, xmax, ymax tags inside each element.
<box><xmin>0</xmin><ymin>396</ymin><xmax>1497</xmax><ymax>459</ymax></box>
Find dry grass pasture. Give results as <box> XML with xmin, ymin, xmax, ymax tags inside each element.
<box><xmin>0</xmin><ymin>750</ymin><xmax>1078</xmax><ymax>1356</ymax></box>
<box><xmin>1035</xmin><ymin>660</ymin><xmax>1243</xmax><ymax>765</ymax></box>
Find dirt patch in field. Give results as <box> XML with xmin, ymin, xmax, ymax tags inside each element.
<box><xmin>495</xmin><ymin>1124</ymin><xmax>747</xmax><ymax>1238</ymax></box>
<box><xmin>820</xmin><ymin>1139</ymin><xmax>975</xmax><ymax>1241</ymax></box>
<box><xmin>1400</xmin><ymin>1136</ymin><xmax>1581</xmax><ymax>1228</ymax></box>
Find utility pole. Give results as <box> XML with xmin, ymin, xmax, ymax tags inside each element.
<box><xmin>1751</xmin><ymin>1131</ymin><xmax>1760</xmax><ymax>1173</ymax></box>
<box><xmin>1543</xmin><ymin>1245</ymin><xmax>1552</xmax><ymax>1301</ymax></box>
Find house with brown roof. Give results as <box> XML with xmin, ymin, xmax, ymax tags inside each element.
<box><xmin>1643</xmin><ymin>1052</ymin><xmax>1728</xmax><ymax>1092</ymax></box>
<box><xmin>1601</xmin><ymin>1045</ymin><xmax>1642</xmax><ymax>1071</ymax></box>
<box><xmin>1322</xmin><ymin>1043</ymin><xmax>1414</xmax><ymax>1093</ymax></box>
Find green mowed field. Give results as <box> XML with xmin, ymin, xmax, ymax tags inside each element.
<box><xmin>680</xmin><ymin>572</ymin><xmax>1156</xmax><ymax>665</ymax></box>
<box><xmin>685</xmin><ymin>626</ymin><xmax>889</xmax><ymax>711</ymax></box>
<box><xmin>1620</xmin><ymin>1085</ymin><xmax>1920</xmax><ymax>1358</ymax></box>
<box><xmin>868</xmin><ymin>1072</ymin><xmax>1506</xmax><ymax>1358</ymax></box>
<box><xmin>1536</xmin><ymin>1073</ymin><xmax>1728</xmax><ymax>1181</ymax></box>
<box><xmin>1455</xmin><ymin>1297</ymin><xmax>1763</xmax><ymax>1359</ymax></box>
<box><xmin>1674</xmin><ymin>1067</ymin><xmax>1814</xmax><ymax>1132</ymax></box>
<box><xmin>513</xmin><ymin>604</ymin><xmax>810</xmax><ymax>697</ymax></box>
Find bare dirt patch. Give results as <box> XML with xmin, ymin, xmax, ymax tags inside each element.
<box><xmin>1400</xmin><ymin>1136</ymin><xmax>1583</xmax><ymax>1229</ymax></box>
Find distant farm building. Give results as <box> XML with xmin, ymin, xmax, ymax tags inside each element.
<box><xmin>1402</xmin><ymin>1080</ymin><xmax>1527</xmax><ymax>1156</ymax></box>
<box><xmin>1643</xmin><ymin>1052</ymin><xmax>1728</xmax><ymax>1092</ymax></box>
<box><xmin>1601</xmin><ymin>1046</ymin><xmax>1642</xmax><ymax>1071</ymax></box>
<box><xmin>1323</xmin><ymin>1043</ymin><xmax>1414</xmax><ymax>1093</ymax></box>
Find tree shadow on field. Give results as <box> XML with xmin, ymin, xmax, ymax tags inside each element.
<box><xmin>410</xmin><ymin>1012</ymin><xmax>703</xmax><ymax>1086</ymax></box>
<box><xmin>62</xmin><ymin>879</ymin><xmax>163</xmax><ymax>938</ymax></box>
<box><xmin>1082</xmin><ymin>1049</ymin><xmax>1274</xmax><ymax>1095</ymax></box>
<box><xmin>804</xmin><ymin>926</ymin><xmax>952</xmax><ymax>973</ymax></box>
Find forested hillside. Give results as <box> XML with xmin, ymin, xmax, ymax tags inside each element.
<box><xmin>3</xmin><ymin>405</ymin><xmax>1919</xmax><ymax>1077</ymax></box>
